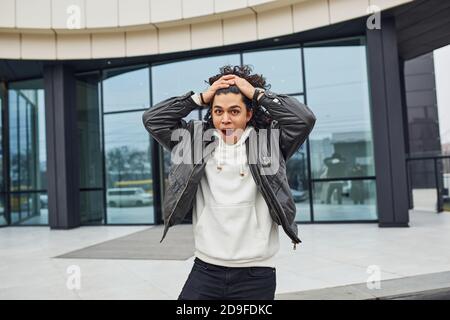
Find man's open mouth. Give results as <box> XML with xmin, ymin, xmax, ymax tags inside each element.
<box><xmin>221</xmin><ymin>129</ymin><xmax>234</xmax><ymax>136</ymax></box>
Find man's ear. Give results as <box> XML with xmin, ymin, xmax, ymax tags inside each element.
<box><xmin>246</xmin><ymin>109</ymin><xmax>253</xmax><ymax>122</ymax></box>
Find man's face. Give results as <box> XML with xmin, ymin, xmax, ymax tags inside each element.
<box><xmin>211</xmin><ymin>92</ymin><xmax>253</xmax><ymax>144</ymax></box>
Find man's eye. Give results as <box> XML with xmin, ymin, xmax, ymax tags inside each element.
<box><xmin>214</xmin><ymin>110</ymin><xmax>222</xmax><ymax>114</ymax></box>
<box><xmin>231</xmin><ymin>110</ymin><xmax>239</xmax><ymax>115</ymax></box>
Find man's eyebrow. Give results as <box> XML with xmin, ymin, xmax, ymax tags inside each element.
<box><xmin>213</xmin><ymin>105</ymin><xmax>242</xmax><ymax>109</ymax></box>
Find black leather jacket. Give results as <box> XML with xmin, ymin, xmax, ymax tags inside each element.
<box><xmin>142</xmin><ymin>90</ymin><xmax>316</xmax><ymax>247</ymax></box>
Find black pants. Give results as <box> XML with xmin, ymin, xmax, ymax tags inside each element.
<box><xmin>326</xmin><ymin>182</ymin><xmax>343</xmax><ymax>204</ymax></box>
<box><xmin>178</xmin><ymin>258</ymin><xmax>276</xmax><ymax>300</ymax></box>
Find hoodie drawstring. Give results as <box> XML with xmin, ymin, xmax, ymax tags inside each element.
<box><xmin>215</xmin><ymin>128</ymin><xmax>249</xmax><ymax>177</ymax></box>
<box><xmin>239</xmin><ymin>141</ymin><xmax>245</xmax><ymax>177</ymax></box>
<box><xmin>216</xmin><ymin>135</ymin><xmax>223</xmax><ymax>171</ymax></box>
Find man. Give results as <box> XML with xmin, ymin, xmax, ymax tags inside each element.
<box><xmin>143</xmin><ymin>65</ymin><xmax>316</xmax><ymax>300</ymax></box>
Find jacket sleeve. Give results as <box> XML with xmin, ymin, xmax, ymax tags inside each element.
<box><xmin>259</xmin><ymin>90</ymin><xmax>316</xmax><ymax>161</ymax></box>
<box><xmin>142</xmin><ymin>91</ymin><xmax>199</xmax><ymax>151</ymax></box>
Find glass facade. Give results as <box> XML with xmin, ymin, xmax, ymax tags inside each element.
<box><xmin>104</xmin><ymin>111</ymin><xmax>154</xmax><ymax>224</ymax></box>
<box><xmin>304</xmin><ymin>38</ymin><xmax>377</xmax><ymax>221</ymax></box>
<box><xmin>8</xmin><ymin>79</ymin><xmax>47</xmax><ymax>225</ymax></box>
<box><xmin>103</xmin><ymin>66</ymin><xmax>153</xmax><ymax>224</ymax></box>
<box><xmin>77</xmin><ymin>72</ymin><xmax>104</xmax><ymax>224</ymax></box>
<box><xmin>312</xmin><ymin>179</ymin><xmax>377</xmax><ymax>221</ymax></box>
<box><xmin>243</xmin><ymin>47</ymin><xmax>304</xmax><ymax>94</ymax></box>
<box><xmin>243</xmin><ymin>48</ymin><xmax>312</xmax><ymax>221</ymax></box>
<box><xmin>0</xmin><ymin>36</ymin><xmax>377</xmax><ymax>226</ymax></box>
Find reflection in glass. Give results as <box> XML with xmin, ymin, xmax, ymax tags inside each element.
<box><xmin>104</xmin><ymin>112</ymin><xmax>154</xmax><ymax>224</ymax></box>
<box><xmin>77</xmin><ymin>72</ymin><xmax>105</xmax><ymax>224</ymax></box>
<box><xmin>8</xmin><ymin>79</ymin><xmax>47</xmax><ymax>225</ymax></box>
<box><xmin>443</xmin><ymin>158</ymin><xmax>450</xmax><ymax>212</ymax></box>
<box><xmin>243</xmin><ymin>47</ymin><xmax>303</xmax><ymax>94</ymax></box>
<box><xmin>287</xmin><ymin>144</ymin><xmax>311</xmax><ymax>222</ymax></box>
<box><xmin>304</xmin><ymin>38</ymin><xmax>375</xmax><ymax>180</ymax></box>
<box><xmin>80</xmin><ymin>190</ymin><xmax>104</xmax><ymax>224</ymax></box>
<box><xmin>9</xmin><ymin>192</ymin><xmax>48</xmax><ymax>225</ymax></box>
<box><xmin>77</xmin><ymin>73</ymin><xmax>103</xmax><ymax>189</ymax></box>
<box><xmin>312</xmin><ymin>179</ymin><xmax>377</xmax><ymax>221</ymax></box>
<box><xmin>103</xmin><ymin>66</ymin><xmax>150</xmax><ymax>113</ymax></box>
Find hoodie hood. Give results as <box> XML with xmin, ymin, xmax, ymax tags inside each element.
<box><xmin>213</xmin><ymin>126</ymin><xmax>254</xmax><ymax>177</ymax></box>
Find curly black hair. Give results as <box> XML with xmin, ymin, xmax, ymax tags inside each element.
<box><xmin>203</xmin><ymin>65</ymin><xmax>273</xmax><ymax>130</ymax></box>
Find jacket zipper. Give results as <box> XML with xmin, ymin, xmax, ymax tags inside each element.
<box><xmin>161</xmin><ymin>138</ymin><xmax>213</xmax><ymax>242</ymax></box>
<box><xmin>248</xmin><ymin>163</ymin><xmax>280</xmax><ymax>224</ymax></box>
<box><xmin>259</xmin><ymin>172</ymin><xmax>302</xmax><ymax>247</ymax></box>
<box><xmin>249</xmin><ymin>162</ymin><xmax>301</xmax><ymax>249</ymax></box>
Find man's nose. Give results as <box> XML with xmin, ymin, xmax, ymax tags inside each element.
<box><xmin>221</xmin><ymin>113</ymin><xmax>231</xmax><ymax>123</ymax></box>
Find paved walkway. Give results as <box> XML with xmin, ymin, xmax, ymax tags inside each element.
<box><xmin>1</xmin><ymin>210</ymin><xmax>450</xmax><ymax>299</ymax></box>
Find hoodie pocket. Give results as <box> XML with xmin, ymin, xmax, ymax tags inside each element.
<box><xmin>194</xmin><ymin>203</ymin><xmax>270</xmax><ymax>261</ymax></box>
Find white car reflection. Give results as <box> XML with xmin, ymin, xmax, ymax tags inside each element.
<box><xmin>107</xmin><ymin>188</ymin><xmax>153</xmax><ymax>207</ymax></box>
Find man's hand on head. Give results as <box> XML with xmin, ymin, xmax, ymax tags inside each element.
<box><xmin>202</xmin><ymin>75</ymin><xmax>235</xmax><ymax>104</ymax></box>
<box><xmin>226</xmin><ymin>75</ymin><xmax>256</xmax><ymax>100</ymax></box>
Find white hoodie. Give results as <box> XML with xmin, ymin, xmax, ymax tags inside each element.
<box><xmin>193</xmin><ymin>125</ymin><xmax>280</xmax><ymax>267</ymax></box>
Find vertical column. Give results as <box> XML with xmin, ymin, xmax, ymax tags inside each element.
<box><xmin>44</xmin><ymin>64</ymin><xmax>80</xmax><ymax>229</ymax></box>
<box><xmin>366</xmin><ymin>16</ymin><xmax>409</xmax><ymax>227</ymax></box>
<box><xmin>0</xmin><ymin>82</ymin><xmax>10</xmax><ymax>226</ymax></box>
